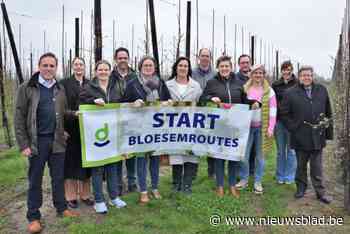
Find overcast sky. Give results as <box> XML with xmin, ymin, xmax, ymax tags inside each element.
<box><xmin>4</xmin><ymin>0</ymin><xmax>346</xmax><ymax>78</ymax></box>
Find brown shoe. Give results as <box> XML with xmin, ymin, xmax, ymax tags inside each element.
<box><xmin>139</xmin><ymin>192</ymin><xmax>150</xmax><ymax>205</ymax></box>
<box><xmin>152</xmin><ymin>190</ymin><xmax>162</xmax><ymax>199</ymax></box>
<box><xmin>230</xmin><ymin>186</ymin><xmax>240</xmax><ymax>198</ymax></box>
<box><xmin>27</xmin><ymin>220</ymin><xmax>42</xmax><ymax>234</ymax></box>
<box><xmin>216</xmin><ymin>187</ymin><xmax>224</xmax><ymax>197</ymax></box>
<box><xmin>62</xmin><ymin>209</ymin><xmax>80</xmax><ymax>218</ymax></box>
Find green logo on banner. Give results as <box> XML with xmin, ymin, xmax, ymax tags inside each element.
<box><xmin>94</xmin><ymin>123</ymin><xmax>110</xmax><ymax>147</ymax></box>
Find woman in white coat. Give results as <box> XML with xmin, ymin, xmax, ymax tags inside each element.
<box><xmin>166</xmin><ymin>56</ymin><xmax>202</xmax><ymax>195</ymax></box>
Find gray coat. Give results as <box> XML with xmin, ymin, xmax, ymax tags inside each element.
<box><xmin>191</xmin><ymin>66</ymin><xmax>216</xmax><ymax>90</ymax></box>
<box><xmin>166</xmin><ymin>77</ymin><xmax>202</xmax><ymax>164</ymax></box>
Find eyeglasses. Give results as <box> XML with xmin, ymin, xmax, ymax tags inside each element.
<box><xmin>41</xmin><ymin>64</ymin><xmax>56</xmax><ymax>68</ymax></box>
<box><xmin>143</xmin><ymin>64</ymin><xmax>154</xmax><ymax>67</ymax></box>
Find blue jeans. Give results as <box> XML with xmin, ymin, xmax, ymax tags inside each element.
<box><xmin>215</xmin><ymin>159</ymin><xmax>239</xmax><ymax>187</ymax></box>
<box><xmin>274</xmin><ymin>121</ymin><xmax>296</xmax><ymax>182</ymax></box>
<box><xmin>92</xmin><ymin>163</ymin><xmax>119</xmax><ymax>203</ymax></box>
<box><xmin>137</xmin><ymin>154</ymin><xmax>160</xmax><ymax>192</ymax></box>
<box><xmin>240</xmin><ymin>127</ymin><xmax>265</xmax><ymax>183</ymax></box>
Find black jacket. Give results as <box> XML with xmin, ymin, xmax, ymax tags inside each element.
<box><xmin>272</xmin><ymin>75</ymin><xmax>297</xmax><ymax>120</ymax></box>
<box><xmin>80</xmin><ymin>77</ymin><xmax>122</xmax><ymax>104</ymax></box>
<box><xmin>122</xmin><ymin>77</ymin><xmax>171</xmax><ymax>102</ymax></box>
<box><xmin>199</xmin><ymin>73</ymin><xmax>256</xmax><ymax>106</ymax></box>
<box><xmin>280</xmin><ymin>83</ymin><xmax>333</xmax><ymax>150</ymax></box>
<box><xmin>59</xmin><ymin>76</ymin><xmax>90</xmax><ymax>137</ymax></box>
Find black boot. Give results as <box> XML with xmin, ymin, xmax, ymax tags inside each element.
<box><xmin>316</xmin><ymin>193</ymin><xmax>332</xmax><ymax>204</ymax></box>
<box><xmin>207</xmin><ymin>157</ymin><xmax>215</xmax><ymax>178</ymax></box>
<box><xmin>172</xmin><ymin>165</ymin><xmax>183</xmax><ymax>192</ymax></box>
<box><xmin>117</xmin><ymin>185</ymin><xmax>123</xmax><ymax>196</ymax></box>
<box><xmin>294</xmin><ymin>184</ymin><xmax>306</xmax><ymax>199</ymax></box>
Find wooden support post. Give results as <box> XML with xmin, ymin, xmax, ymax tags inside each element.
<box><xmin>185</xmin><ymin>1</ymin><xmax>191</xmax><ymax>59</ymax></box>
<box><xmin>148</xmin><ymin>0</ymin><xmax>160</xmax><ymax>76</ymax></box>
<box><xmin>75</xmin><ymin>18</ymin><xmax>80</xmax><ymax>58</ymax></box>
<box><xmin>1</xmin><ymin>2</ymin><xmax>23</xmax><ymax>84</ymax></box>
<box><xmin>94</xmin><ymin>0</ymin><xmax>102</xmax><ymax>62</ymax></box>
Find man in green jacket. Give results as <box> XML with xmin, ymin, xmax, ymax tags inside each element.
<box><xmin>110</xmin><ymin>47</ymin><xmax>138</xmax><ymax>195</ymax></box>
<box><xmin>15</xmin><ymin>52</ymin><xmax>79</xmax><ymax>234</ymax></box>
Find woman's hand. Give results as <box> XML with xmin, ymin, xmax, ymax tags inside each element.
<box><xmin>94</xmin><ymin>98</ymin><xmax>105</xmax><ymax>106</ymax></box>
<box><xmin>133</xmin><ymin>99</ymin><xmax>145</xmax><ymax>108</ymax></box>
<box><xmin>160</xmin><ymin>99</ymin><xmax>173</xmax><ymax>106</ymax></box>
<box><xmin>267</xmin><ymin>128</ymin><xmax>274</xmax><ymax>138</ymax></box>
<box><xmin>211</xmin><ymin>97</ymin><xmax>221</xmax><ymax>104</ymax></box>
<box><xmin>167</xmin><ymin>99</ymin><xmax>174</xmax><ymax>106</ymax></box>
<box><xmin>251</xmin><ymin>101</ymin><xmax>260</xmax><ymax>110</ymax></box>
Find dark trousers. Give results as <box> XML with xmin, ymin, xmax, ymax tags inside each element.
<box><xmin>249</xmin><ymin>144</ymin><xmax>256</xmax><ymax>175</ymax></box>
<box><xmin>27</xmin><ymin>135</ymin><xmax>66</xmax><ymax>222</ymax></box>
<box><xmin>126</xmin><ymin>157</ymin><xmax>136</xmax><ymax>186</ymax></box>
<box><xmin>295</xmin><ymin>150</ymin><xmax>325</xmax><ymax>196</ymax></box>
<box><xmin>116</xmin><ymin>157</ymin><xmax>136</xmax><ymax>195</ymax></box>
<box><xmin>172</xmin><ymin>163</ymin><xmax>197</xmax><ymax>190</ymax></box>
<box><xmin>207</xmin><ymin>157</ymin><xmax>216</xmax><ymax>177</ymax></box>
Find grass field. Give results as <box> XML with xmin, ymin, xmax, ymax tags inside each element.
<box><xmin>1</xmin><ymin>147</ymin><xmax>349</xmax><ymax>234</ymax></box>
<box><xmin>63</xmin><ymin>149</ymin><xmax>293</xmax><ymax>234</ymax></box>
<box><xmin>0</xmin><ymin>147</ymin><xmax>297</xmax><ymax>234</ymax></box>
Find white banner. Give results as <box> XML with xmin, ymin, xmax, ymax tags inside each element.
<box><xmin>79</xmin><ymin>103</ymin><xmax>252</xmax><ymax>167</ymax></box>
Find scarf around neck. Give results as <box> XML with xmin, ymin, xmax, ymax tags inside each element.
<box><xmin>138</xmin><ymin>75</ymin><xmax>160</xmax><ymax>102</ymax></box>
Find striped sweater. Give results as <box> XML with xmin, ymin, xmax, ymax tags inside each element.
<box><xmin>247</xmin><ymin>86</ymin><xmax>277</xmax><ymax>135</ymax></box>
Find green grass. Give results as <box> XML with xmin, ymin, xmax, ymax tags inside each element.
<box><xmin>61</xmin><ymin>147</ymin><xmax>295</xmax><ymax>234</ymax></box>
<box><xmin>0</xmin><ymin>148</ymin><xmax>27</xmax><ymax>187</ymax></box>
<box><xmin>0</xmin><ymin>148</ymin><xmax>27</xmax><ymax>232</ymax></box>
<box><xmin>0</xmin><ymin>147</ymin><xmax>297</xmax><ymax>233</ymax></box>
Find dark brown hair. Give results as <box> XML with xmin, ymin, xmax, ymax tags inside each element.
<box><xmin>38</xmin><ymin>52</ymin><xmax>58</xmax><ymax>66</ymax></box>
<box><xmin>216</xmin><ymin>55</ymin><xmax>232</xmax><ymax>68</ymax></box>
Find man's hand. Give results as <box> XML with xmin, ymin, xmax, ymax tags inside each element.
<box><xmin>21</xmin><ymin>147</ymin><xmax>32</xmax><ymax>157</ymax></box>
<box><xmin>64</xmin><ymin>131</ymin><xmax>70</xmax><ymax>141</ymax></box>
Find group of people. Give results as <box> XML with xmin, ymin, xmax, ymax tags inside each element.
<box><xmin>14</xmin><ymin>46</ymin><xmax>333</xmax><ymax>234</ymax></box>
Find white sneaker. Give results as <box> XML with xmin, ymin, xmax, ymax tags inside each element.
<box><xmin>110</xmin><ymin>197</ymin><xmax>127</xmax><ymax>208</ymax></box>
<box><xmin>94</xmin><ymin>202</ymin><xmax>108</xmax><ymax>214</ymax></box>
<box><xmin>236</xmin><ymin>180</ymin><xmax>248</xmax><ymax>190</ymax></box>
<box><xmin>254</xmin><ymin>182</ymin><xmax>263</xmax><ymax>194</ymax></box>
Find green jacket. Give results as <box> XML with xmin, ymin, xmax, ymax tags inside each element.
<box><xmin>14</xmin><ymin>72</ymin><xmax>74</xmax><ymax>155</ymax></box>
